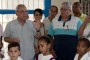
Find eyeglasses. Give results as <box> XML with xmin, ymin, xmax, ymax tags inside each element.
<box><xmin>17</xmin><ymin>10</ymin><xmax>28</xmax><ymax>13</ymax></box>
<box><xmin>60</xmin><ymin>8</ymin><xmax>69</xmax><ymax>11</ymax></box>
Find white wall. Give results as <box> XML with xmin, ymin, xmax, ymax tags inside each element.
<box><xmin>51</xmin><ymin>0</ymin><xmax>79</xmax><ymax>15</ymax></box>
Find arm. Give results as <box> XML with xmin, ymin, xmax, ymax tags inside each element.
<box><xmin>36</xmin><ymin>31</ymin><xmax>41</xmax><ymax>39</ymax></box>
<box><xmin>78</xmin><ymin>22</ymin><xmax>87</xmax><ymax>37</ymax></box>
<box><xmin>33</xmin><ymin>22</ymin><xmax>41</xmax><ymax>39</ymax></box>
<box><xmin>78</xmin><ymin>16</ymin><xmax>90</xmax><ymax>37</ymax></box>
<box><xmin>4</xmin><ymin>37</ymin><xmax>14</xmax><ymax>43</ymax></box>
<box><xmin>4</xmin><ymin>37</ymin><xmax>20</xmax><ymax>43</ymax></box>
<box><xmin>4</xmin><ymin>23</ymin><xmax>20</xmax><ymax>43</ymax></box>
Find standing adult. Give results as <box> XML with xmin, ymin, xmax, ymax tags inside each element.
<box><xmin>33</xmin><ymin>8</ymin><xmax>45</xmax><ymax>39</ymax></box>
<box><xmin>4</xmin><ymin>4</ymin><xmax>39</xmax><ymax>60</ymax></box>
<box><xmin>43</xmin><ymin>5</ymin><xmax>58</xmax><ymax>35</ymax></box>
<box><xmin>48</xmin><ymin>2</ymin><xmax>82</xmax><ymax>60</ymax></box>
<box><xmin>72</xmin><ymin>2</ymin><xmax>87</xmax><ymax>22</ymax></box>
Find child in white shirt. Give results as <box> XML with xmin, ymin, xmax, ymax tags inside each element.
<box><xmin>36</xmin><ymin>35</ymin><xmax>56</xmax><ymax>60</ymax></box>
<box><xmin>7</xmin><ymin>42</ymin><xmax>23</xmax><ymax>60</ymax></box>
<box><xmin>74</xmin><ymin>38</ymin><xmax>90</xmax><ymax>60</ymax></box>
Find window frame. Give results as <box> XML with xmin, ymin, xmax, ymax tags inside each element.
<box><xmin>0</xmin><ymin>0</ymin><xmax>51</xmax><ymax>17</ymax></box>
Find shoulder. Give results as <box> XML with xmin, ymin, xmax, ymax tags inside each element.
<box><xmin>82</xmin><ymin>13</ymin><xmax>87</xmax><ymax>17</ymax></box>
<box><xmin>43</xmin><ymin>17</ymin><xmax>49</xmax><ymax>21</ymax></box>
<box><xmin>26</xmin><ymin>20</ymin><xmax>33</xmax><ymax>24</ymax></box>
<box><xmin>38</xmin><ymin>54</ymin><xmax>43</xmax><ymax>60</ymax></box>
<box><xmin>6</xmin><ymin>19</ymin><xmax>18</xmax><ymax>26</ymax></box>
<box><xmin>50</xmin><ymin>57</ymin><xmax>56</xmax><ymax>60</ymax></box>
<box><xmin>71</xmin><ymin>16</ymin><xmax>82</xmax><ymax>24</ymax></box>
<box><xmin>74</xmin><ymin>53</ymin><xmax>79</xmax><ymax>60</ymax></box>
<box><xmin>80</xmin><ymin>52</ymin><xmax>90</xmax><ymax>60</ymax></box>
<box><xmin>52</xmin><ymin>16</ymin><xmax>60</xmax><ymax>23</ymax></box>
<box><xmin>43</xmin><ymin>17</ymin><xmax>49</xmax><ymax>23</ymax></box>
<box><xmin>38</xmin><ymin>53</ymin><xmax>43</xmax><ymax>57</ymax></box>
<box><xmin>18</xmin><ymin>56</ymin><xmax>23</xmax><ymax>60</ymax></box>
<box><xmin>71</xmin><ymin>16</ymin><xmax>81</xmax><ymax>21</ymax></box>
<box><xmin>26</xmin><ymin>20</ymin><xmax>35</xmax><ymax>27</ymax></box>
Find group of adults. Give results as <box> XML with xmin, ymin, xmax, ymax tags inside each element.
<box><xmin>0</xmin><ymin>1</ymin><xmax>90</xmax><ymax>60</ymax></box>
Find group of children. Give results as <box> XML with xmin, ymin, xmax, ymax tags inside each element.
<box><xmin>0</xmin><ymin>35</ymin><xmax>90</xmax><ymax>60</ymax></box>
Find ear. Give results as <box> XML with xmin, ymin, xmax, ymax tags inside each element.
<box><xmin>16</xmin><ymin>12</ymin><xmax>18</xmax><ymax>16</ymax></box>
<box><xmin>48</xmin><ymin>44</ymin><xmax>51</xmax><ymax>49</ymax></box>
<box><xmin>19</xmin><ymin>51</ymin><xmax>21</xmax><ymax>56</ymax></box>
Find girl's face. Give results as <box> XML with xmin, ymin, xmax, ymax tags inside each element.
<box><xmin>38</xmin><ymin>40</ymin><xmax>51</xmax><ymax>55</ymax></box>
<box><xmin>77</xmin><ymin>41</ymin><xmax>88</xmax><ymax>55</ymax></box>
<box><xmin>34</xmin><ymin>11</ymin><xmax>42</xmax><ymax>21</ymax></box>
<box><xmin>8</xmin><ymin>47</ymin><xmax>20</xmax><ymax>60</ymax></box>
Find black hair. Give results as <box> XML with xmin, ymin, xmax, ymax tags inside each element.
<box><xmin>38</xmin><ymin>35</ymin><xmax>52</xmax><ymax>44</ymax></box>
<box><xmin>73</xmin><ymin>2</ymin><xmax>81</xmax><ymax>8</ymax></box>
<box><xmin>78</xmin><ymin>38</ymin><xmax>90</xmax><ymax>48</ymax></box>
<box><xmin>8</xmin><ymin>42</ymin><xmax>20</xmax><ymax>51</ymax></box>
<box><xmin>38</xmin><ymin>35</ymin><xmax>56</xmax><ymax>57</ymax></box>
<box><xmin>50</xmin><ymin>5</ymin><xmax>58</xmax><ymax>12</ymax></box>
<box><xmin>34</xmin><ymin>8</ymin><xmax>43</xmax><ymax>15</ymax></box>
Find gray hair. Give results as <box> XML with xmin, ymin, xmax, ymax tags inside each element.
<box><xmin>16</xmin><ymin>4</ymin><xmax>26</xmax><ymax>12</ymax></box>
<box><xmin>61</xmin><ymin>2</ymin><xmax>72</xmax><ymax>10</ymax></box>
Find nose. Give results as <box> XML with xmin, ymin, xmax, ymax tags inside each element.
<box><xmin>12</xmin><ymin>52</ymin><xmax>15</xmax><ymax>56</ymax></box>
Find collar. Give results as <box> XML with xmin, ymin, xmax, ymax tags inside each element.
<box><xmin>58</xmin><ymin>15</ymin><xmax>71</xmax><ymax>21</ymax></box>
<box><xmin>16</xmin><ymin>19</ymin><xmax>28</xmax><ymax>24</ymax></box>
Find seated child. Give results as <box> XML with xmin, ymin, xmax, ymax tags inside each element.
<box><xmin>7</xmin><ymin>42</ymin><xmax>23</xmax><ymax>60</ymax></box>
<box><xmin>74</xmin><ymin>38</ymin><xmax>90</xmax><ymax>60</ymax></box>
<box><xmin>36</xmin><ymin>35</ymin><xmax>56</xmax><ymax>60</ymax></box>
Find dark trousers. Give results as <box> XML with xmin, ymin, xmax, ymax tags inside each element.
<box><xmin>54</xmin><ymin>35</ymin><xmax>78</xmax><ymax>60</ymax></box>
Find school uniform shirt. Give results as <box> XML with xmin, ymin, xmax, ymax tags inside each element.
<box><xmin>74</xmin><ymin>52</ymin><xmax>90</xmax><ymax>60</ymax></box>
<box><xmin>6</xmin><ymin>56</ymin><xmax>23</xmax><ymax>60</ymax></box>
<box><xmin>38</xmin><ymin>54</ymin><xmax>55</xmax><ymax>60</ymax></box>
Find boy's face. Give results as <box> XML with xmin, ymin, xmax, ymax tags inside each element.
<box><xmin>38</xmin><ymin>40</ymin><xmax>50</xmax><ymax>55</ymax></box>
<box><xmin>77</xmin><ymin>41</ymin><xmax>88</xmax><ymax>55</ymax></box>
<box><xmin>8</xmin><ymin>46</ymin><xmax>20</xmax><ymax>60</ymax></box>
